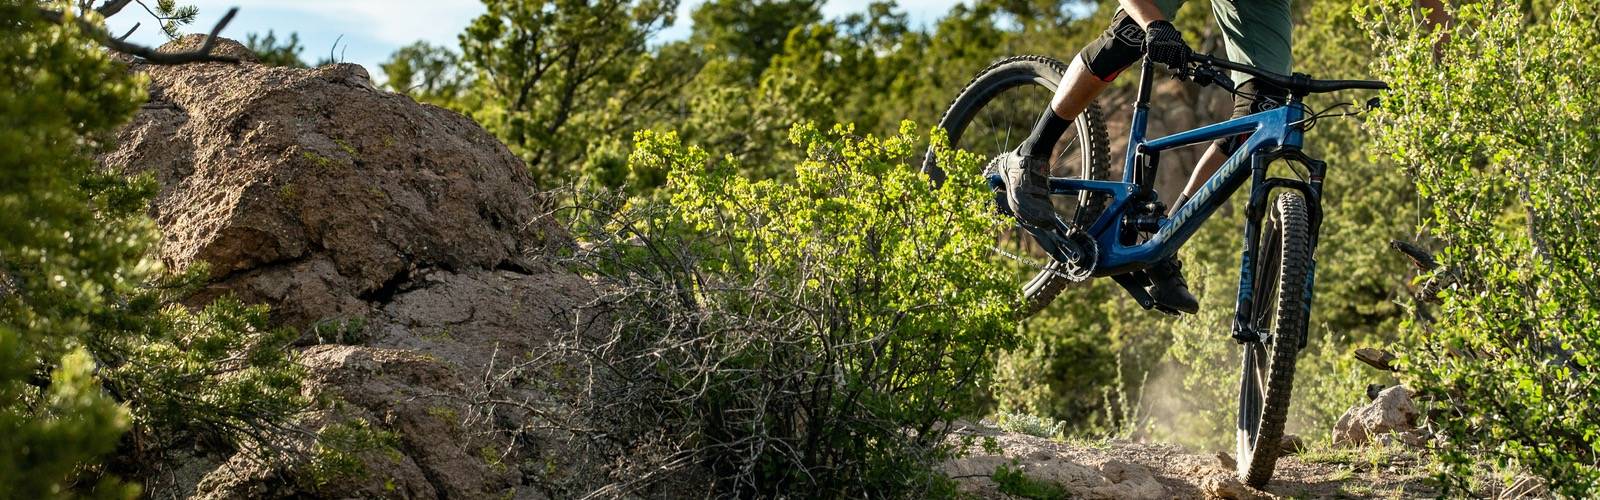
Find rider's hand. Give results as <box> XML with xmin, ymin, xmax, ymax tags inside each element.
<box><xmin>1143</xmin><ymin>20</ymin><xmax>1191</xmax><ymax>71</ymax></box>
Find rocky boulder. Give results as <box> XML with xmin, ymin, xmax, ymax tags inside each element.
<box><xmin>103</xmin><ymin>36</ymin><xmax>599</xmax><ymax>498</ymax></box>
<box><xmin>1333</xmin><ymin>385</ymin><xmax>1424</xmax><ymax>447</ymax></box>
<box><xmin>103</xmin><ymin>35</ymin><xmax>564</xmax><ymax>330</ymax></box>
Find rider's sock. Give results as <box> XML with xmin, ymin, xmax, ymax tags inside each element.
<box><xmin>1019</xmin><ymin>107</ymin><xmax>1073</xmax><ymax>159</ymax></box>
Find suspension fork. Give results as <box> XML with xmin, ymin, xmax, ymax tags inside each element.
<box><xmin>1302</xmin><ymin>157</ymin><xmax>1327</xmax><ymax>349</ymax></box>
<box><xmin>1231</xmin><ymin>154</ymin><xmax>1270</xmax><ymax>344</ymax></box>
<box><xmin>1230</xmin><ymin>148</ymin><xmax>1327</xmax><ymax>346</ymax></box>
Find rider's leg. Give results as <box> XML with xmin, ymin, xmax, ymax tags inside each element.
<box><xmin>1169</xmin><ymin>79</ymin><xmax>1290</xmax><ymax>216</ymax></box>
<box><xmin>1017</xmin><ymin>59</ymin><xmax>1110</xmax><ymax>160</ymax></box>
<box><xmin>1169</xmin><ymin>0</ymin><xmax>1294</xmax><ymax>214</ymax></box>
<box><xmin>1005</xmin><ymin>10</ymin><xmax>1148</xmax><ymax>226</ymax></box>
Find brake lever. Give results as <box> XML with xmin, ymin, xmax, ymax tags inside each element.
<box><xmin>1188</xmin><ymin>63</ymin><xmax>1236</xmax><ymax>93</ymax></box>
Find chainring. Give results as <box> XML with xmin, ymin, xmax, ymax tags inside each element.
<box><xmin>992</xmin><ymin>226</ymin><xmax>1097</xmax><ymax>283</ymax></box>
<box><xmin>1054</xmin><ymin>228</ymin><xmax>1098</xmax><ymax>281</ymax></box>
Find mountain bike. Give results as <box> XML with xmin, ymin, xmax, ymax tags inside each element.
<box><xmin>923</xmin><ymin>54</ymin><xmax>1386</xmax><ymax>487</ymax></box>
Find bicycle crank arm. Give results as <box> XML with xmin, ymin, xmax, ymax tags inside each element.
<box><xmin>1022</xmin><ymin>225</ymin><xmax>1082</xmax><ymax>262</ymax></box>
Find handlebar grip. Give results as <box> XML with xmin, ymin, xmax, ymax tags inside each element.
<box><xmin>1308</xmin><ymin>79</ymin><xmax>1391</xmax><ymax>92</ymax></box>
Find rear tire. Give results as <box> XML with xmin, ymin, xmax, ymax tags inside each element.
<box><xmin>1235</xmin><ymin>192</ymin><xmax>1312</xmax><ymax>487</ymax></box>
<box><xmin>923</xmin><ymin>56</ymin><xmax>1112</xmax><ymax>317</ymax></box>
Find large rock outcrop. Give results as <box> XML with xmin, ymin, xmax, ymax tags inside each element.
<box><xmin>102</xmin><ymin>36</ymin><xmax>598</xmax><ymax>498</ymax></box>
<box><xmin>104</xmin><ymin>36</ymin><xmax>564</xmax><ymax>330</ymax></box>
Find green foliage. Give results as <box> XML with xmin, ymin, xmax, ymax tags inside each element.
<box><xmin>149</xmin><ymin>0</ymin><xmax>199</xmax><ymax>39</ymax></box>
<box><xmin>311</xmin><ymin>317</ymin><xmax>369</xmax><ymax>345</ymax></box>
<box><xmin>990</xmin><ymin>281</ymin><xmax>1121</xmax><ymax>432</ymax></box>
<box><xmin>380</xmin><ymin>41</ymin><xmax>467</xmax><ymax>108</ymax></box>
<box><xmin>459</xmin><ymin>0</ymin><xmax>688</xmax><ymax>186</ymax></box>
<box><xmin>0</xmin><ymin>4</ymin><xmax>305</xmax><ymax>494</ymax></box>
<box><xmin>1362</xmin><ymin>0</ymin><xmax>1600</xmax><ymax>494</ymax></box>
<box><xmin>993</xmin><ymin>461</ymin><xmax>1069</xmax><ymax>500</ymax></box>
<box><xmin>244</xmin><ymin>30</ymin><xmax>308</xmax><ymax>68</ymax></box>
<box><xmin>305</xmin><ymin>419</ymin><xmax>401</xmax><ymax>487</ymax></box>
<box><xmin>688</xmin><ymin>0</ymin><xmax>822</xmax><ymax>85</ymax></box>
<box><xmin>0</xmin><ymin>350</ymin><xmax>134</xmax><ymax>498</ymax></box>
<box><xmin>104</xmin><ymin>294</ymin><xmax>304</xmax><ymax>452</ymax></box>
<box><xmin>992</xmin><ymin>411</ymin><xmax>1068</xmax><ymax>439</ymax></box>
<box><xmin>1</xmin><ymin>6</ymin><xmax>153</xmax><ymax>495</ymax></box>
<box><xmin>567</xmin><ymin>123</ymin><xmax>1015</xmax><ymax>496</ymax></box>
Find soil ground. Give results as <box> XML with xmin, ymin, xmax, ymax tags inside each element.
<box><xmin>946</xmin><ymin>422</ymin><xmax>1439</xmax><ymax>499</ymax></box>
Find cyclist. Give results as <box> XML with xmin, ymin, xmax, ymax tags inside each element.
<box><xmin>1003</xmin><ymin>0</ymin><xmax>1450</xmax><ymax>315</ymax></box>
<box><xmin>1001</xmin><ymin>0</ymin><xmax>1291</xmax><ymax>315</ymax></box>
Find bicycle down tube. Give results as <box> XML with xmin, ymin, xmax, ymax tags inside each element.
<box><xmin>1033</xmin><ymin>59</ymin><xmax>1307</xmax><ymax>276</ymax></box>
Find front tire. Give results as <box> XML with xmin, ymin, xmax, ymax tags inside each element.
<box><xmin>1235</xmin><ymin>192</ymin><xmax>1312</xmax><ymax>487</ymax></box>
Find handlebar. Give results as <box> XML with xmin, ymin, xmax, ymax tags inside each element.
<box><xmin>1187</xmin><ymin>53</ymin><xmax>1388</xmax><ymax>95</ymax></box>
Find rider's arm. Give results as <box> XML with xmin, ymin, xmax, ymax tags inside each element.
<box><xmin>1118</xmin><ymin>0</ymin><xmax>1169</xmax><ymax>28</ymax></box>
<box><xmin>1121</xmin><ymin>0</ymin><xmax>1189</xmax><ymax>69</ymax></box>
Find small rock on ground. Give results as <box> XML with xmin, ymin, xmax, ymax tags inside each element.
<box><xmin>1334</xmin><ymin>385</ymin><xmax>1421</xmax><ymax>447</ymax></box>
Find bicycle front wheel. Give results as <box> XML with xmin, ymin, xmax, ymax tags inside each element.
<box><xmin>1235</xmin><ymin>191</ymin><xmax>1312</xmax><ymax>487</ymax></box>
<box><xmin>922</xmin><ymin>56</ymin><xmax>1112</xmax><ymax>317</ymax></box>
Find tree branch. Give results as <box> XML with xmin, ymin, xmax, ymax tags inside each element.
<box><xmin>96</xmin><ymin>0</ymin><xmax>134</xmax><ymax>17</ymax></box>
<box><xmin>116</xmin><ymin>21</ymin><xmax>139</xmax><ymax>40</ymax></box>
<box><xmin>32</xmin><ymin>6</ymin><xmax>242</xmax><ymax>65</ymax></box>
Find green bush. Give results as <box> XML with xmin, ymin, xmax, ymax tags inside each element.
<box><xmin>562</xmin><ymin>122</ymin><xmax>1016</xmax><ymax>496</ymax></box>
<box><xmin>992</xmin><ymin>411</ymin><xmax>1068</xmax><ymax>440</ymax></box>
<box><xmin>0</xmin><ymin>5</ymin><xmax>305</xmax><ymax>495</ymax></box>
<box><xmin>993</xmin><ymin>461</ymin><xmax>1069</xmax><ymax>500</ymax></box>
<box><xmin>1363</xmin><ymin>0</ymin><xmax>1600</xmax><ymax>494</ymax></box>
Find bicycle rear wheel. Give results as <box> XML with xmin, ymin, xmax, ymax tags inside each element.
<box><xmin>1235</xmin><ymin>192</ymin><xmax>1312</xmax><ymax>487</ymax></box>
<box><xmin>923</xmin><ymin>56</ymin><xmax>1112</xmax><ymax>317</ymax></box>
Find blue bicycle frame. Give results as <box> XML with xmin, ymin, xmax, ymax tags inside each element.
<box><xmin>990</xmin><ymin>59</ymin><xmax>1329</xmax><ymax>341</ymax></box>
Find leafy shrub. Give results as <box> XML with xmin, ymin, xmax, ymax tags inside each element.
<box><xmin>993</xmin><ymin>461</ymin><xmax>1069</xmax><ymax>500</ymax></box>
<box><xmin>1363</xmin><ymin>0</ymin><xmax>1600</xmax><ymax>494</ymax></box>
<box><xmin>0</xmin><ymin>6</ymin><xmax>305</xmax><ymax>494</ymax></box>
<box><xmin>992</xmin><ymin>411</ymin><xmax>1068</xmax><ymax>440</ymax></box>
<box><xmin>559</xmin><ymin>122</ymin><xmax>1016</xmax><ymax>497</ymax></box>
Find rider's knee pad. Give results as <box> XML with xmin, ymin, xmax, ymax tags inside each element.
<box><xmin>1079</xmin><ymin>11</ymin><xmax>1145</xmax><ymax>82</ymax></box>
<box><xmin>1213</xmin><ymin>79</ymin><xmax>1291</xmax><ymax>155</ymax></box>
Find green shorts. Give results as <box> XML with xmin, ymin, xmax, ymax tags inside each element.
<box><xmin>1150</xmin><ymin>0</ymin><xmax>1293</xmax><ymax>80</ymax></box>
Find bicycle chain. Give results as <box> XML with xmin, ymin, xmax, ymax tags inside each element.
<box><xmin>990</xmin><ymin>226</ymin><xmax>1098</xmax><ymax>282</ymax></box>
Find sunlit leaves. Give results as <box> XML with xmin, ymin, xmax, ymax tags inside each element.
<box><xmin>597</xmin><ymin>122</ymin><xmax>1016</xmax><ymax>494</ymax></box>
<box><xmin>1362</xmin><ymin>0</ymin><xmax>1600</xmax><ymax>494</ymax></box>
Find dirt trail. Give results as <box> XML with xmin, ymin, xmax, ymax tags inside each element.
<box><xmin>945</xmin><ymin>422</ymin><xmax>1437</xmax><ymax>499</ymax></box>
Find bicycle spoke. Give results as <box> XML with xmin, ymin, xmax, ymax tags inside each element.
<box><xmin>983</xmin><ymin>112</ymin><xmax>1001</xmax><ymax>156</ymax></box>
<box><xmin>1254</xmin><ymin>344</ymin><xmax>1269</xmax><ymax>397</ymax></box>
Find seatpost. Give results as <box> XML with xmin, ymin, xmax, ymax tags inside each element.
<box><xmin>1134</xmin><ymin>58</ymin><xmax>1155</xmax><ymax>107</ymax></box>
<box><xmin>1124</xmin><ymin>58</ymin><xmax>1156</xmax><ymax>183</ymax></box>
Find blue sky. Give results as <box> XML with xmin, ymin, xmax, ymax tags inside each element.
<box><xmin>103</xmin><ymin>0</ymin><xmax>971</xmax><ymax>81</ymax></box>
